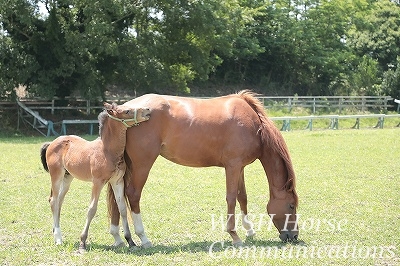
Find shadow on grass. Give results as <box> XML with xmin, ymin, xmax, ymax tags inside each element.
<box><xmin>78</xmin><ymin>237</ymin><xmax>308</xmax><ymax>256</ymax></box>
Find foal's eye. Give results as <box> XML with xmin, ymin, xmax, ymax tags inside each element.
<box><xmin>289</xmin><ymin>204</ymin><xmax>295</xmax><ymax>210</ymax></box>
<box><xmin>125</xmin><ymin>110</ymin><xmax>130</xmax><ymax>114</ymax></box>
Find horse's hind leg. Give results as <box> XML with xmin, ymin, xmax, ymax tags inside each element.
<box><xmin>109</xmin><ymin>176</ymin><xmax>135</xmax><ymax>248</ymax></box>
<box><xmin>79</xmin><ymin>181</ymin><xmax>104</xmax><ymax>251</ymax></box>
<box><xmin>237</xmin><ymin>169</ymin><xmax>255</xmax><ymax>237</ymax></box>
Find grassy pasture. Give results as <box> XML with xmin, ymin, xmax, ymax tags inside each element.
<box><xmin>0</xmin><ymin>129</ymin><xmax>399</xmax><ymax>265</ymax></box>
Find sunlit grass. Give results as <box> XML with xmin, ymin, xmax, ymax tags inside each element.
<box><xmin>0</xmin><ymin>129</ymin><xmax>399</xmax><ymax>265</ymax></box>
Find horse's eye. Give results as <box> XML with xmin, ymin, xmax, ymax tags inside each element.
<box><xmin>289</xmin><ymin>204</ymin><xmax>295</xmax><ymax>210</ymax></box>
<box><xmin>125</xmin><ymin>110</ymin><xmax>130</xmax><ymax>114</ymax></box>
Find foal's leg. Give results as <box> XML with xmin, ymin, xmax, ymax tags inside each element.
<box><xmin>109</xmin><ymin>176</ymin><xmax>135</xmax><ymax>248</ymax></box>
<box><xmin>237</xmin><ymin>169</ymin><xmax>255</xmax><ymax>237</ymax></box>
<box><xmin>225</xmin><ymin>165</ymin><xmax>243</xmax><ymax>246</ymax></box>
<box><xmin>109</xmin><ymin>198</ymin><xmax>124</xmax><ymax>247</ymax></box>
<box><xmin>49</xmin><ymin>178</ymin><xmax>63</xmax><ymax>245</ymax></box>
<box><xmin>49</xmin><ymin>171</ymin><xmax>73</xmax><ymax>245</ymax></box>
<box><xmin>79</xmin><ymin>181</ymin><xmax>104</xmax><ymax>250</ymax></box>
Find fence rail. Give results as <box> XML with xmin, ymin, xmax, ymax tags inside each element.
<box><xmin>12</xmin><ymin>96</ymin><xmax>400</xmax><ymax>136</ymax></box>
<box><xmin>258</xmin><ymin>96</ymin><xmax>394</xmax><ymax>113</ymax></box>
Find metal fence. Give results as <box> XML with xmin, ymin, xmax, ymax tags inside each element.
<box><xmin>1</xmin><ymin>95</ymin><xmax>397</xmax><ymax>115</ymax></box>
<box><xmin>258</xmin><ymin>96</ymin><xmax>394</xmax><ymax>113</ymax></box>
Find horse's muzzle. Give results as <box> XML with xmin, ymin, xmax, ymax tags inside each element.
<box><xmin>279</xmin><ymin>231</ymin><xmax>299</xmax><ymax>242</ymax></box>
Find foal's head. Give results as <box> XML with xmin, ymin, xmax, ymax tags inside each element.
<box><xmin>103</xmin><ymin>102</ymin><xmax>151</xmax><ymax>128</ymax></box>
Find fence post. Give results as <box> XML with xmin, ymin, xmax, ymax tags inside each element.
<box><xmin>362</xmin><ymin>97</ymin><xmax>366</xmax><ymax>112</ymax></box>
<box><xmin>313</xmin><ymin>98</ymin><xmax>316</xmax><ymax>114</ymax></box>
<box><xmin>51</xmin><ymin>99</ymin><xmax>55</xmax><ymax>115</ymax></box>
<box><xmin>87</xmin><ymin>100</ymin><xmax>90</xmax><ymax>114</ymax></box>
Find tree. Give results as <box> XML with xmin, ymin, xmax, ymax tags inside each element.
<box><xmin>0</xmin><ymin>0</ymin><xmax>237</xmax><ymax>98</ymax></box>
<box><xmin>348</xmin><ymin>0</ymin><xmax>400</xmax><ymax>71</ymax></box>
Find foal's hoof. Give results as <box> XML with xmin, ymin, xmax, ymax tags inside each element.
<box><xmin>112</xmin><ymin>241</ymin><xmax>126</xmax><ymax>248</ymax></box>
<box><xmin>141</xmin><ymin>241</ymin><xmax>153</xmax><ymax>249</ymax></box>
<box><xmin>246</xmin><ymin>229</ymin><xmax>256</xmax><ymax>237</ymax></box>
<box><xmin>78</xmin><ymin>243</ymin><xmax>87</xmax><ymax>253</ymax></box>
<box><xmin>75</xmin><ymin>246</ymin><xmax>87</xmax><ymax>255</ymax></box>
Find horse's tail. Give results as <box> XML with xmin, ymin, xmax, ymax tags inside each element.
<box><xmin>40</xmin><ymin>142</ymin><xmax>51</xmax><ymax>172</ymax></box>
<box><xmin>107</xmin><ymin>150</ymin><xmax>132</xmax><ymax>220</ymax></box>
<box><xmin>237</xmin><ymin>90</ymin><xmax>298</xmax><ymax>207</ymax></box>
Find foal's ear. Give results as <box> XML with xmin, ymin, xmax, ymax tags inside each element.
<box><xmin>103</xmin><ymin>102</ymin><xmax>115</xmax><ymax>115</ymax></box>
<box><xmin>103</xmin><ymin>102</ymin><xmax>113</xmax><ymax>110</ymax></box>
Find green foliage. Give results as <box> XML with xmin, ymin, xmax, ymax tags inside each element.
<box><xmin>381</xmin><ymin>57</ymin><xmax>400</xmax><ymax>99</ymax></box>
<box><xmin>0</xmin><ymin>0</ymin><xmax>399</xmax><ymax>97</ymax></box>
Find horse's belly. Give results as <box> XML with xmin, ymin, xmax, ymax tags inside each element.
<box><xmin>160</xmin><ymin>144</ymin><xmax>222</xmax><ymax>167</ymax></box>
<box><xmin>159</xmin><ymin>134</ymin><xmax>260</xmax><ymax>167</ymax></box>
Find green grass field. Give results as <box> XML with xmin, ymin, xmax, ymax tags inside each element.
<box><xmin>0</xmin><ymin>129</ymin><xmax>399</xmax><ymax>265</ymax></box>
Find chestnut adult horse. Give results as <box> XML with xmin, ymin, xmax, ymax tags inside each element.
<box><xmin>108</xmin><ymin>90</ymin><xmax>298</xmax><ymax>247</ymax></box>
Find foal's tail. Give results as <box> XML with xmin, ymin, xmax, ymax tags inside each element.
<box><xmin>40</xmin><ymin>142</ymin><xmax>51</xmax><ymax>172</ymax></box>
<box><xmin>237</xmin><ymin>90</ymin><xmax>298</xmax><ymax>206</ymax></box>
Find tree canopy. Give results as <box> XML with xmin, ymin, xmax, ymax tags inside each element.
<box><xmin>0</xmin><ymin>0</ymin><xmax>399</xmax><ymax>99</ymax></box>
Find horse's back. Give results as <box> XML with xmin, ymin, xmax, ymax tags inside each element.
<box><xmin>124</xmin><ymin>93</ymin><xmax>263</xmax><ymax>167</ymax></box>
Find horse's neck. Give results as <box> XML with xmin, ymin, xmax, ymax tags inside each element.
<box><xmin>100</xmin><ymin>120</ymin><xmax>127</xmax><ymax>155</ymax></box>
<box><xmin>260</xmin><ymin>151</ymin><xmax>289</xmax><ymax>196</ymax></box>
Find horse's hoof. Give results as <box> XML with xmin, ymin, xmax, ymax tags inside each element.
<box><xmin>55</xmin><ymin>240</ymin><xmax>62</xmax><ymax>245</ymax></box>
<box><xmin>233</xmin><ymin>240</ymin><xmax>243</xmax><ymax>247</ymax></box>
<box><xmin>246</xmin><ymin>229</ymin><xmax>256</xmax><ymax>237</ymax></box>
<box><xmin>128</xmin><ymin>239</ymin><xmax>137</xmax><ymax>248</ymax></box>
<box><xmin>141</xmin><ymin>241</ymin><xmax>153</xmax><ymax>249</ymax></box>
<box><xmin>128</xmin><ymin>245</ymin><xmax>141</xmax><ymax>251</ymax></box>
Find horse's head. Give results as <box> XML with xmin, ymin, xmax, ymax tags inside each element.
<box><xmin>104</xmin><ymin>102</ymin><xmax>151</xmax><ymax>127</ymax></box>
<box><xmin>267</xmin><ymin>192</ymin><xmax>298</xmax><ymax>242</ymax></box>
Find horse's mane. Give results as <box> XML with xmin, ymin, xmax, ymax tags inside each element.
<box><xmin>236</xmin><ymin>90</ymin><xmax>298</xmax><ymax>207</ymax></box>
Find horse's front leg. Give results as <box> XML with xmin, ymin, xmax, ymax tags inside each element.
<box><xmin>126</xmin><ymin>171</ymin><xmax>152</xmax><ymax>248</ymax></box>
<box><xmin>225</xmin><ymin>165</ymin><xmax>243</xmax><ymax>247</ymax></box>
<box><xmin>79</xmin><ymin>181</ymin><xmax>104</xmax><ymax>251</ymax></box>
<box><xmin>109</xmin><ymin>182</ymin><xmax>152</xmax><ymax>249</ymax></box>
<box><xmin>237</xmin><ymin>169</ymin><xmax>255</xmax><ymax>237</ymax></box>
<box><xmin>109</xmin><ymin>176</ymin><xmax>135</xmax><ymax>248</ymax></box>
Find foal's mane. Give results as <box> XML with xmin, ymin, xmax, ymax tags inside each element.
<box><xmin>97</xmin><ymin>111</ymin><xmax>106</xmax><ymax>136</ymax></box>
<box><xmin>237</xmin><ymin>90</ymin><xmax>298</xmax><ymax>207</ymax></box>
